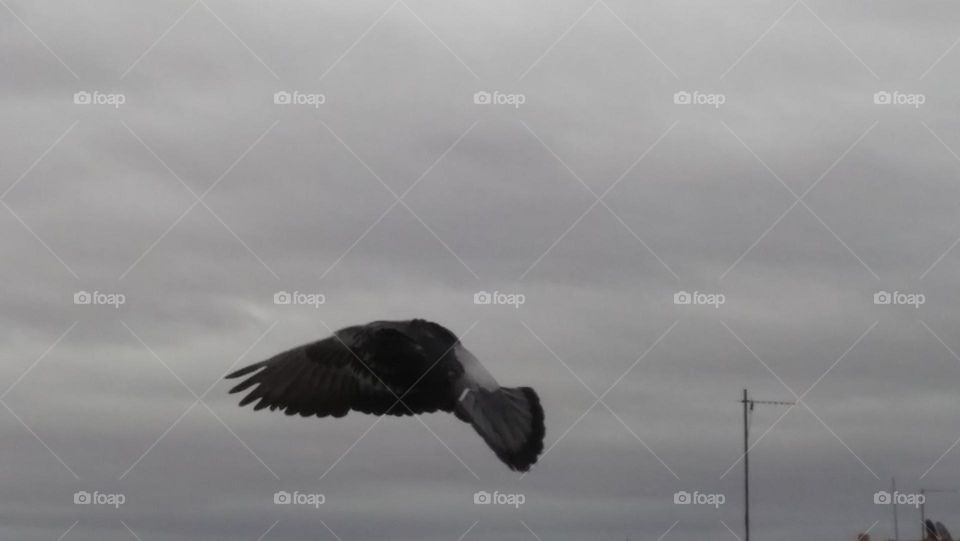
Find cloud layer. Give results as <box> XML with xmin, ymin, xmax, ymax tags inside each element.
<box><xmin>4</xmin><ymin>0</ymin><xmax>960</xmax><ymax>540</ymax></box>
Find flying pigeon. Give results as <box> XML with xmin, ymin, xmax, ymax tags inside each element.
<box><xmin>226</xmin><ymin>319</ymin><xmax>545</xmax><ymax>471</ymax></box>
<box><xmin>927</xmin><ymin>519</ymin><xmax>940</xmax><ymax>541</ymax></box>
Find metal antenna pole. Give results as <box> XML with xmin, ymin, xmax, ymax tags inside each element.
<box><xmin>892</xmin><ymin>477</ymin><xmax>899</xmax><ymax>541</ymax></box>
<box><xmin>740</xmin><ymin>389</ymin><xmax>794</xmax><ymax>541</ymax></box>
<box><xmin>920</xmin><ymin>488</ymin><xmax>925</xmax><ymax>541</ymax></box>
<box><xmin>743</xmin><ymin>389</ymin><xmax>750</xmax><ymax>541</ymax></box>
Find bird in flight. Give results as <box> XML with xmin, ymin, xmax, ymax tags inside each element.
<box><xmin>226</xmin><ymin>319</ymin><xmax>545</xmax><ymax>472</ymax></box>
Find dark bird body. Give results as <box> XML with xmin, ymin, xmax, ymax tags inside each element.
<box><xmin>226</xmin><ymin>319</ymin><xmax>545</xmax><ymax>471</ymax></box>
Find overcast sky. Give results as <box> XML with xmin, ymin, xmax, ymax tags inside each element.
<box><xmin>4</xmin><ymin>0</ymin><xmax>960</xmax><ymax>540</ymax></box>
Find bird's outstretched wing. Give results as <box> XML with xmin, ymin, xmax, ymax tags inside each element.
<box><xmin>225</xmin><ymin>326</ymin><xmax>439</xmax><ymax>417</ymax></box>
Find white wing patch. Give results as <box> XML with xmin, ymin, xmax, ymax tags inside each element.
<box><xmin>455</xmin><ymin>343</ymin><xmax>499</xmax><ymax>390</ymax></box>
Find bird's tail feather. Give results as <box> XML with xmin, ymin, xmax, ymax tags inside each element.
<box><xmin>455</xmin><ymin>386</ymin><xmax>545</xmax><ymax>472</ymax></box>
